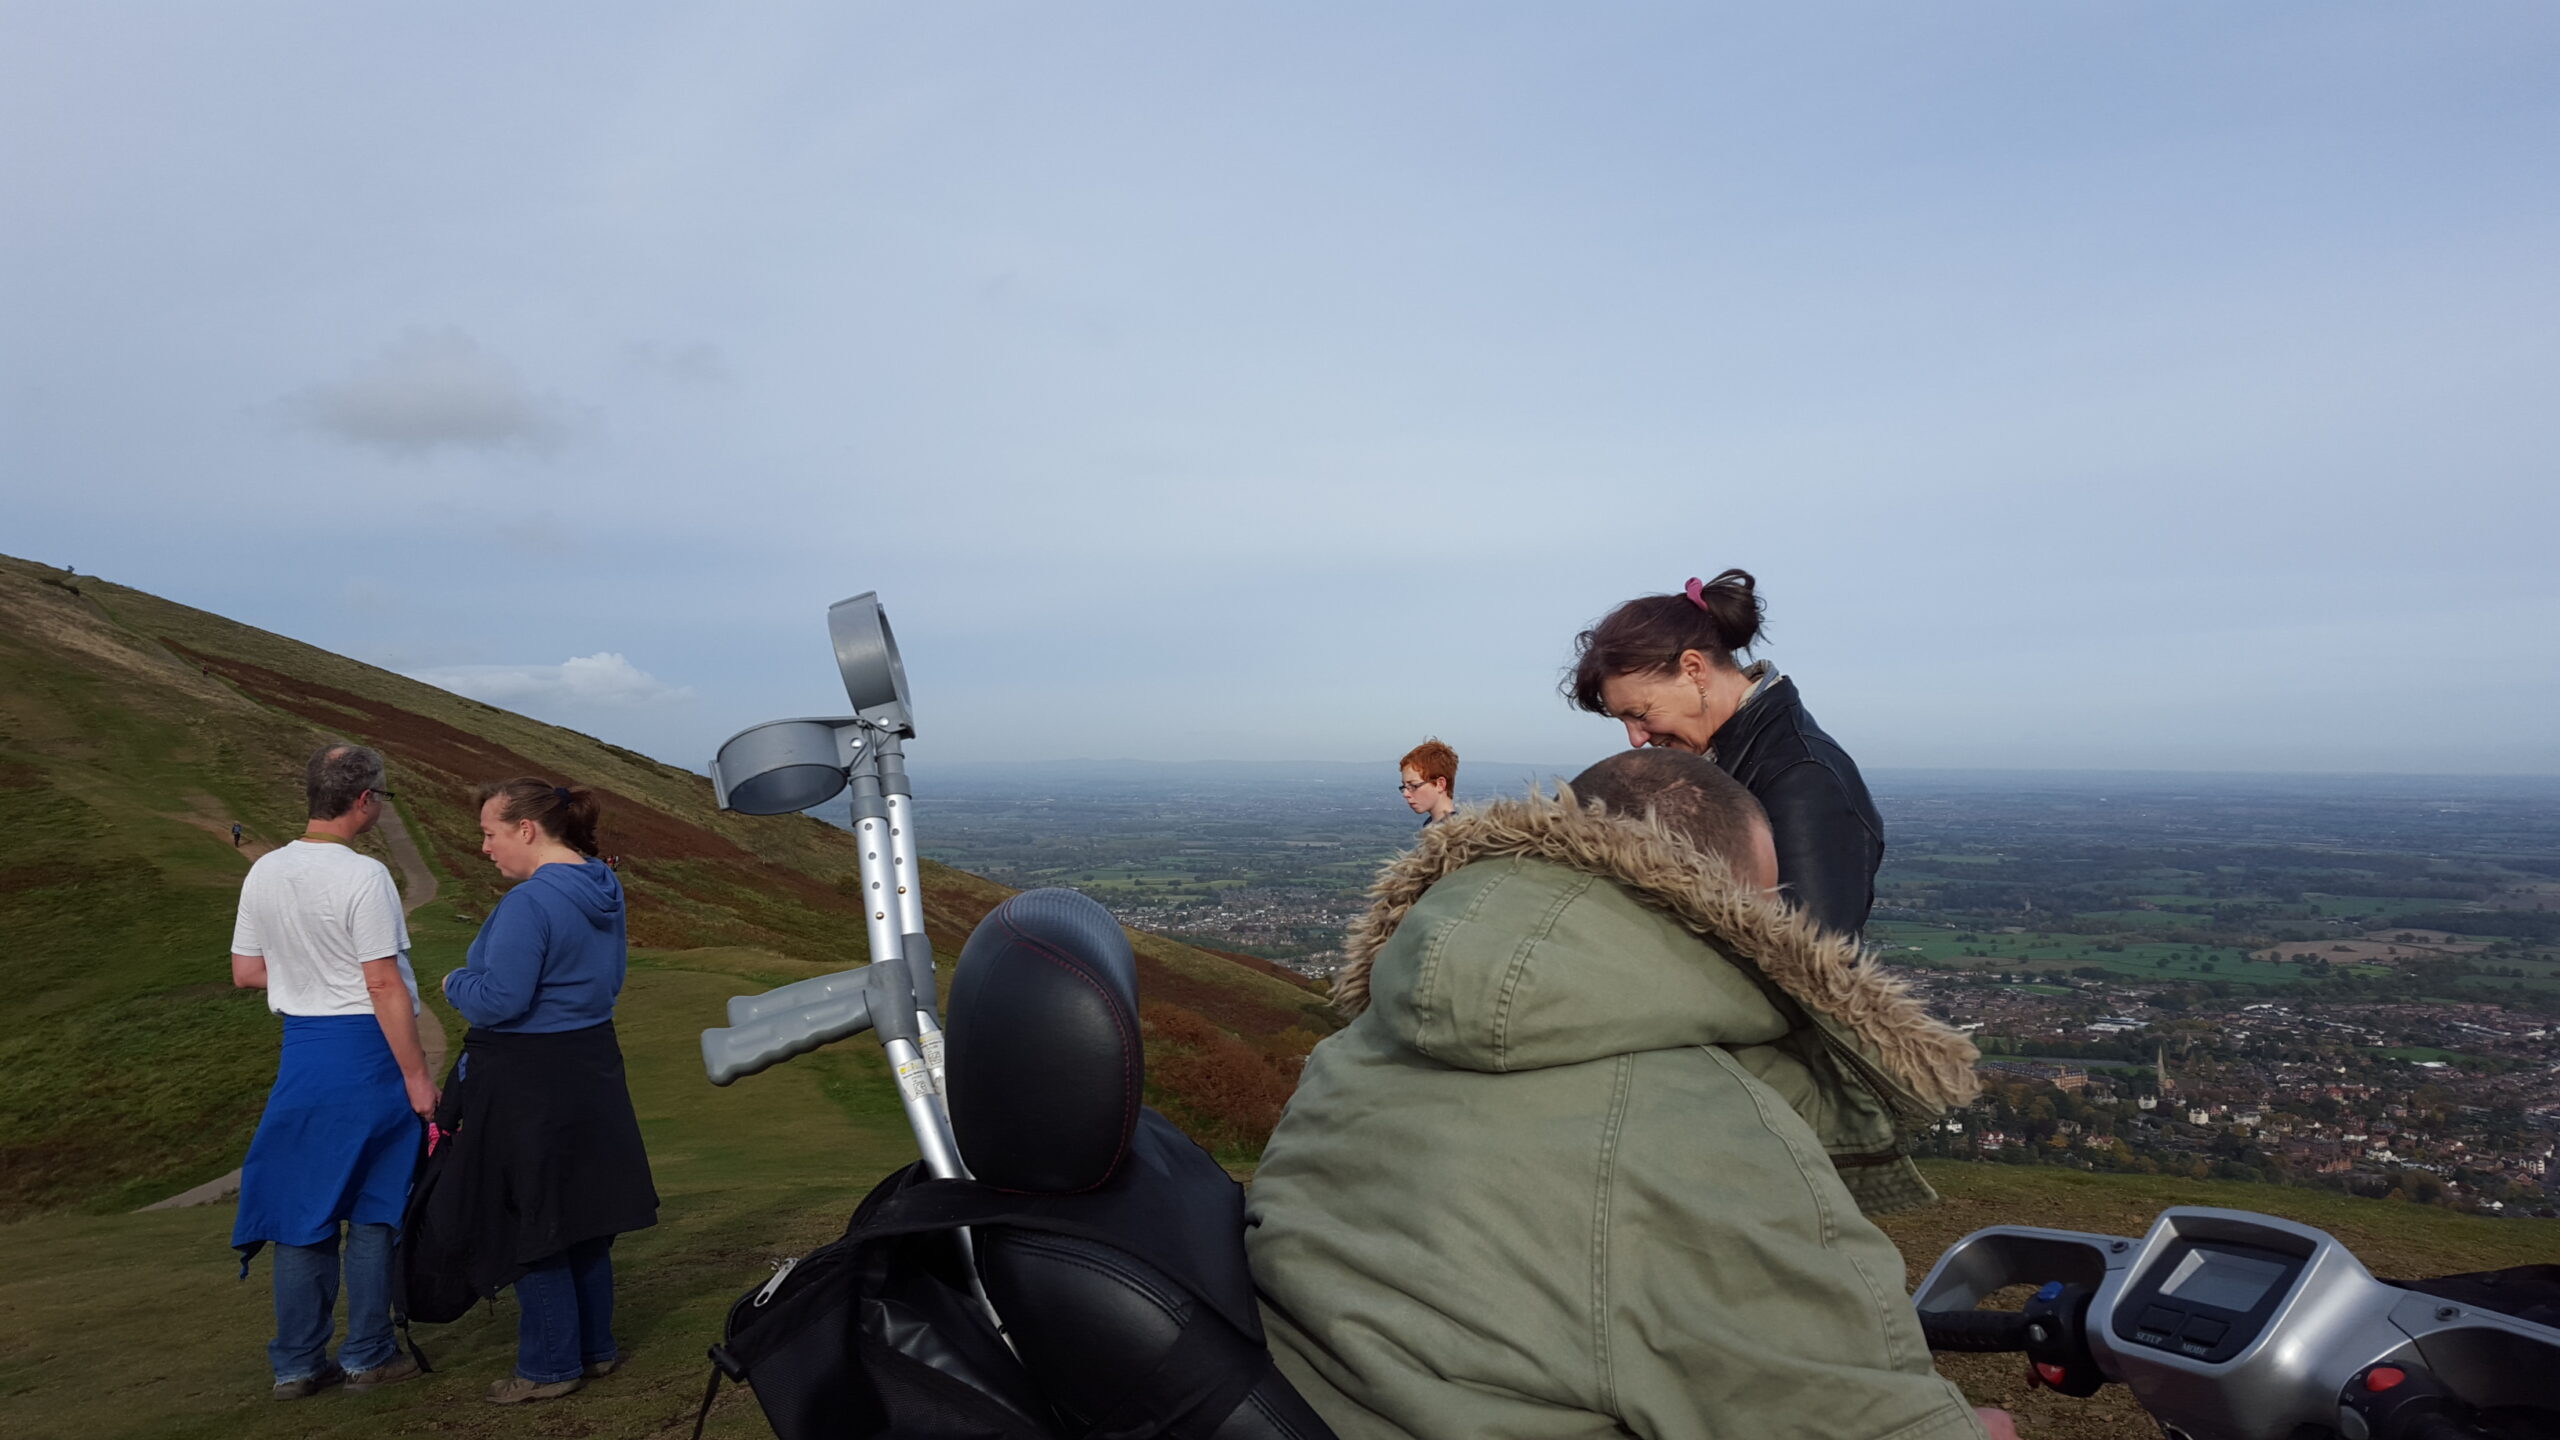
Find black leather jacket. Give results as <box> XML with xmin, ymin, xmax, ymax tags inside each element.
<box><xmin>1706</xmin><ymin>675</ymin><xmax>1884</xmax><ymax>937</ymax></box>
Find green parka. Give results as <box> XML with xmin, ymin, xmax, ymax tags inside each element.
<box><xmin>1247</xmin><ymin>790</ymin><xmax>1987</xmax><ymax>1440</ymax></box>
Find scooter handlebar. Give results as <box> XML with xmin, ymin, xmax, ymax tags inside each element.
<box><xmin>1915</xmin><ymin>1310</ymin><xmax>2032</xmax><ymax>1353</ymax></box>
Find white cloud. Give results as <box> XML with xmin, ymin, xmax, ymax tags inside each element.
<box><xmin>409</xmin><ymin>652</ymin><xmax>694</xmax><ymax>709</ymax></box>
<box><xmin>287</xmin><ymin>328</ymin><xmax>573</xmax><ymax>456</ymax></box>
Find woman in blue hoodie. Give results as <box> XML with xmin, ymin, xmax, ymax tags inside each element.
<box><xmin>434</xmin><ymin>780</ymin><xmax>658</xmax><ymax>1405</ymax></box>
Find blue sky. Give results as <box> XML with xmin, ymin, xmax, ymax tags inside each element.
<box><xmin>5</xmin><ymin>4</ymin><xmax>2554</xmax><ymax>774</ymax></box>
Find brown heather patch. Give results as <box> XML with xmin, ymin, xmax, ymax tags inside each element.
<box><xmin>0</xmin><ymin>1131</ymin><xmax>129</xmax><ymax>1219</ymax></box>
<box><xmin>0</xmin><ymin>860</ymin><xmax>95</xmax><ymax>898</ymax></box>
<box><xmin>164</xmin><ymin>647</ymin><xmax>909</xmax><ymax>966</ymax></box>
<box><xmin>1141</xmin><ymin>1001</ymin><xmax>1304</xmax><ymax>1154</ymax></box>
<box><xmin>1128</xmin><ymin>937</ymin><xmax>1320</xmax><ymax>1039</ymax></box>
<box><xmin>168</xmin><ymin>646</ymin><xmax>745</xmax><ymax>863</ymax></box>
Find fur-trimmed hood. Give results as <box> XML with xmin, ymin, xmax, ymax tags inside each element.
<box><xmin>1334</xmin><ymin>787</ymin><xmax>1979</xmax><ymax>1114</ymax></box>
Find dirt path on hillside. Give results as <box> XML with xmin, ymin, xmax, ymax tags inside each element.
<box><xmin>140</xmin><ymin>803</ymin><xmax>450</xmax><ymax>1212</ymax></box>
<box><xmin>177</xmin><ymin>795</ymin><xmax>275</xmax><ymax>861</ymax></box>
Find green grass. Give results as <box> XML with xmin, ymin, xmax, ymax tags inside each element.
<box><xmin>6</xmin><ymin>981</ymin><xmax>2548</xmax><ymax>1440</ymax></box>
<box><xmin>2068</xmin><ymin>909</ymin><xmax>2192</xmax><ymax>929</ymax></box>
<box><xmin>2302</xmin><ymin>895</ymin><xmax>2467</xmax><ymax>920</ymax></box>
<box><xmin>0</xmin><ymin>571</ymin><xmax>344</xmax><ymax>1217</ymax></box>
<box><xmin>0</xmin><ymin>962</ymin><xmax>923</xmax><ymax>1439</ymax></box>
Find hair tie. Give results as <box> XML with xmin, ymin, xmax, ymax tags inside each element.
<box><xmin>554</xmin><ymin>786</ymin><xmax>572</xmax><ymax>803</ymax></box>
<box><xmin>1683</xmin><ymin>576</ymin><xmax>1711</xmax><ymax>611</ymax></box>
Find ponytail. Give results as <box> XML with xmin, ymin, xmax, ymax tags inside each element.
<box><xmin>1681</xmin><ymin>569</ymin><xmax>1764</xmax><ymax>655</ymax></box>
<box><xmin>1564</xmin><ymin>567</ymin><xmax>1768</xmax><ymax>714</ymax></box>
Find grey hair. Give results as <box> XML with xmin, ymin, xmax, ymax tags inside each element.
<box><xmin>306</xmin><ymin>743</ymin><xmax>386</xmax><ymax>820</ymax></box>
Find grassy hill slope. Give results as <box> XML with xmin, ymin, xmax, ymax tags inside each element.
<box><xmin>3</xmin><ymin>554</ymin><xmax>2546</xmax><ymax>1439</ymax></box>
<box><xmin>0</xmin><ymin>553</ymin><xmax>1333</xmax><ymax>1218</ymax></box>
<box><xmin>1</xmin><ymin>989</ymin><xmax>2546</xmax><ymax>1438</ymax></box>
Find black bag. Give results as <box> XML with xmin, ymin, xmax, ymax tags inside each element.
<box><xmin>696</xmin><ymin>1162</ymin><xmax>1055</xmax><ymax>1440</ymax></box>
<box><xmin>696</xmin><ymin>1115</ymin><xmax>1327</xmax><ymax>1440</ymax></box>
<box><xmin>397</xmin><ymin>1124</ymin><xmax>479</xmax><ymax>1326</ymax></box>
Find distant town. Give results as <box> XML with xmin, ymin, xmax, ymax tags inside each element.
<box><xmin>1906</xmin><ymin>970</ymin><xmax>2556</xmax><ymax>1214</ymax></box>
<box><xmin>892</xmin><ymin>763</ymin><xmax>2560</xmax><ymax>1218</ymax></box>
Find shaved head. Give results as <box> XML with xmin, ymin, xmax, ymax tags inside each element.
<box><xmin>1569</xmin><ymin>750</ymin><xmax>1778</xmax><ymax>892</ymax></box>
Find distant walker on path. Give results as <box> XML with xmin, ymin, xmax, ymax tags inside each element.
<box><xmin>231</xmin><ymin>821</ymin><xmax>244</xmax><ymax>847</ymax></box>
<box><xmin>228</xmin><ymin>743</ymin><xmax>434</xmax><ymax>1400</ymax></box>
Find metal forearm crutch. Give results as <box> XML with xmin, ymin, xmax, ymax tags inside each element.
<box><xmin>697</xmin><ymin>594</ymin><xmax>993</xmax><ymax>1312</ymax></box>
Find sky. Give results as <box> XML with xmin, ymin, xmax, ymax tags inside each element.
<box><xmin>5</xmin><ymin>4</ymin><xmax>2555</xmax><ymax>776</ymax></box>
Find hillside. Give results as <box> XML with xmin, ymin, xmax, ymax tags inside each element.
<box><xmin>0</xmin><ymin>552</ymin><xmax>1334</xmax><ymax>1219</ymax></box>
<box><xmin>3</xmin><ymin>554</ymin><xmax>2552</xmax><ymax>1438</ymax></box>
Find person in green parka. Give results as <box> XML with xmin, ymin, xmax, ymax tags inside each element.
<box><xmin>1247</xmin><ymin>749</ymin><xmax>2001</xmax><ymax>1440</ymax></box>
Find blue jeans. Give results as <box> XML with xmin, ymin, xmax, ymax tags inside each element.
<box><xmin>514</xmin><ymin>1237</ymin><xmax>616</xmax><ymax>1384</ymax></box>
<box><xmin>269</xmin><ymin>1221</ymin><xmax>398</xmax><ymax>1381</ymax></box>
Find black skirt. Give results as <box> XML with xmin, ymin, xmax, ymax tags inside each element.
<box><xmin>404</xmin><ymin>1021</ymin><xmax>658</xmax><ymax>1319</ymax></box>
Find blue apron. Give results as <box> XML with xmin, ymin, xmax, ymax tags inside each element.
<box><xmin>233</xmin><ymin>1014</ymin><xmax>421</xmax><ymax>1256</ymax></box>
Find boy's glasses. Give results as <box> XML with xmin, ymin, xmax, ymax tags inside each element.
<box><xmin>1398</xmin><ymin>780</ymin><xmax>1427</xmax><ymax>793</ymax></box>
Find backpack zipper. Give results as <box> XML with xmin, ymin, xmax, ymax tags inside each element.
<box><xmin>752</xmin><ymin>1257</ymin><xmax>799</xmax><ymax>1306</ymax></box>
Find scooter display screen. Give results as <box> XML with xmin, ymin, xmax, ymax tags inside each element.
<box><xmin>2159</xmin><ymin>1248</ymin><xmax>2289</xmax><ymax>1312</ymax></box>
<box><xmin>2111</xmin><ymin>1239</ymin><xmax>2306</xmax><ymax>1365</ymax></box>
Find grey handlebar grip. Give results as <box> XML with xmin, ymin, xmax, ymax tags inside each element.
<box><xmin>726</xmin><ymin>967</ymin><xmax>870</xmax><ymax>1026</ymax></box>
<box><xmin>702</xmin><ymin>988</ymin><xmax>876</xmax><ymax>1086</ymax></box>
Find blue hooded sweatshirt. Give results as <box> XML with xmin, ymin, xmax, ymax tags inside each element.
<box><xmin>446</xmin><ymin>858</ymin><xmax>627</xmax><ymax>1034</ymax></box>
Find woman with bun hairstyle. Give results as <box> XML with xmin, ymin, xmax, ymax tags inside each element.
<box><xmin>426</xmin><ymin>779</ymin><xmax>658</xmax><ymax>1405</ymax></box>
<box><xmin>1566</xmin><ymin>569</ymin><xmax>1885</xmax><ymax>935</ymax></box>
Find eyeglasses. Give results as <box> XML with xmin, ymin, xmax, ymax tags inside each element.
<box><xmin>1397</xmin><ymin>780</ymin><xmax>1428</xmax><ymax>794</ymax></box>
<box><xmin>366</xmin><ymin>787</ymin><xmax>398</xmax><ymax>801</ymax></box>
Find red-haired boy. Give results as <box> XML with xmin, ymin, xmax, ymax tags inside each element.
<box><xmin>1397</xmin><ymin>739</ymin><xmax>1458</xmax><ymax>826</ymax></box>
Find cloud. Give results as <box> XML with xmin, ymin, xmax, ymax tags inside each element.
<box><xmin>287</xmin><ymin>328</ymin><xmax>573</xmax><ymax>456</ymax></box>
<box><xmin>621</xmin><ymin>340</ymin><xmax>730</xmax><ymax>386</ymax></box>
<box><xmin>408</xmin><ymin>652</ymin><xmax>694</xmax><ymax>708</ymax></box>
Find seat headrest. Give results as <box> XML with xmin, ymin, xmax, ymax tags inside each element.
<box><xmin>946</xmin><ymin>888</ymin><xmax>1143</xmax><ymax>1194</ymax></box>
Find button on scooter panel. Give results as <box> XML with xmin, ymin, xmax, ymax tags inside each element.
<box><xmin>2133</xmin><ymin>1305</ymin><xmax>2183</xmax><ymax>1346</ymax></box>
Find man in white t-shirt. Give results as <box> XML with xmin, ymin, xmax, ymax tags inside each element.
<box><xmin>229</xmin><ymin>744</ymin><xmax>435</xmax><ymax>1399</ymax></box>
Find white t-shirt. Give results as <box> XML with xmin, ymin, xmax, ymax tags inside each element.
<box><xmin>231</xmin><ymin>839</ymin><xmax>421</xmax><ymax>1018</ymax></box>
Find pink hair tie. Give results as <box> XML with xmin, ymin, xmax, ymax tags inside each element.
<box><xmin>1683</xmin><ymin>577</ymin><xmax>1711</xmax><ymax>611</ymax></box>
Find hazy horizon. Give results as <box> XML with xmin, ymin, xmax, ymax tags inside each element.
<box><xmin>911</xmin><ymin>757</ymin><xmax>2560</xmax><ymax>782</ymax></box>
